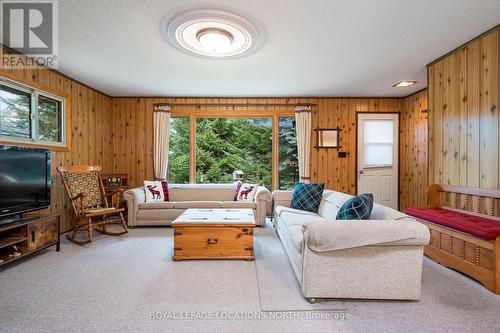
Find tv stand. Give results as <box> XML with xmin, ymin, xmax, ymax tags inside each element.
<box><xmin>0</xmin><ymin>214</ymin><xmax>37</xmax><ymax>225</ymax></box>
<box><xmin>0</xmin><ymin>214</ymin><xmax>60</xmax><ymax>267</ymax></box>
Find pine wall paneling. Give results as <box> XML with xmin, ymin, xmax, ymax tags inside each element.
<box><xmin>428</xmin><ymin>27</ymin><xmax>499</xmax><ymax>215</ymax></box>
<box><xmin>399</xmin><ymin>89</ymin><xmax>429</xmax><ymax>211</ymax></box>
<box><xmin>428</xmin><ymin>28</ymin><xmax>499</xmax><ymax>190</ymax></box>
<box><xmin>0</xmin><ymin>47</ymin><xmax>113</xmax><ymax>232</ymax></box>
<box><xmin>110</xmin><ymin>97</ymin><xmax>401</xmax><ymax>197</ymax></box>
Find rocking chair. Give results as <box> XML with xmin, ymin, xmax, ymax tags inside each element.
<box><xmin>58</xmin><ymin>165</ymin><xmax>128</xmax><ymax>244</ymax></box>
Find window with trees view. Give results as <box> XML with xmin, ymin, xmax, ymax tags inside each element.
<box><xmin>278</xmin><ymin>117</ymin><xmax>299</xmax><ymax>189</ymax></box>
<box><xmin>196</xmin><ymin>118</ymin><xmax>273</xmax><ymax>189</ymax></box>
<box><xmin>0</xmin><ymin>78</ymin><xmax>65</xmax><ymax>146</ymax></box>
<box><xmin>168</xmin><ymin>117</ymin><xmax>190</xmax><ymax>183</ymax></box>
<box><xmin>167</xmin><ymin>116</ymin><xmax>298</xmax><ymax>190</ymax></box>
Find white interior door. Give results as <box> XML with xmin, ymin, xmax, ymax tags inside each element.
<box><xmin>357</xmin><ymin>113</ymin><xmax>399</xmax><ymax>210</ymax></box>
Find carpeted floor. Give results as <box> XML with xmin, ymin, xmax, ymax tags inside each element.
<box><xmin>1</xmin><ymin>224</ymin><xmax>499</xmax><ymax>333</ymax></box>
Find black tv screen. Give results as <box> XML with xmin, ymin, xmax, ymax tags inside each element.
<box><xmin>0</xmin><ymin>145</ymin><xmax>51</xmax><ymax>219</ymax></box>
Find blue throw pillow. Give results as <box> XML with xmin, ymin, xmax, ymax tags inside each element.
<box><xmin>290</xmin><ymin>182</ymin><xmax>325</xmax><ymax>213</ymax></box>
<box><xmin>336</xmin><ymin>193</ymin><xmax>374</xmax><ymax>220</ymax></box>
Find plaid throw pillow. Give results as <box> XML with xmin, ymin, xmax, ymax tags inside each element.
<box><xmin>290</xmin><ymin>182</ymin><xmax>325</xmax><ymax>213</ymax></box>
<box><xmin>336</xmin><ymin>193</ymin><xmax>374</xmax><ymax>220</ymax></box>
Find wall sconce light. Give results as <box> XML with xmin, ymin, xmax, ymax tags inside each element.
<box><xmin>315</xmin><ymin>127</ymin><xmax>341</xmax><ymax>149</ymax></box>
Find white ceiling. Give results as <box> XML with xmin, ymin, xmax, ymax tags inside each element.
<box><xmin>57</xmin><ymin>0</ymin><xmax>500</xmax><ymax>97</ymax></box>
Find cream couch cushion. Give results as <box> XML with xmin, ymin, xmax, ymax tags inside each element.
<box><xmin>280</xmin><ymin>211</ymin><xmax>327</xmax><ymax>227</ymax></box>
<box><xmin>173</xmin><ymin>201</ymin><xmax>222</xmax><ymax>209</ymax></box>
<box><xmin>221</xmin><ymin>201</ymin><xmax>257</xmax><ymax>209</ymax></box>
<box><xmin>275</xmin><ymin>206</ymin><xmax>319</xmax><ymax>218</ymax></box>
<box><xmin>370</xmin><ymin>203</ymin><xmax>414</xmax><ymax>221</ymax></box>
<box><xmin>139</xmin><ymin>202</ymin><xmax>175</xmax><ymax>209</ymax></box>
<box><xmin>317</xmin><ymin>190</ymin><xmax>351</xmax><ymax>220</ymax></box>
<box><xmin>137</xmin><ymin>209</ymin><xmax>184</xmax><ymax>221</ymax></box>
<box><xmin>169</xmin><ymin>183</ymin><xmax>237</xmax><ymax>201</ymax></box>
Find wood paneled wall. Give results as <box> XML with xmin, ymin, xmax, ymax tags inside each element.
<box><xmin>110</xmin><ymin>97</ymin><xmax>401</xmax><ymax>196</ymax></box>
<box><xmin>0</xmin><ymin>48</ymin><xmax>113</xmax><ymax>232</ymax></box>
<box><xmin>311</xmin><ymin>98</ymin><xmax>401</xmax><ymax>193</ymax></box>
<box><xmin>399</xmin><ymin>89</ymin><xmax>428</xmax><ymax>211</ymax></box>
<box><xmin>428</xmin><ymin>27</ymin><xmax>499</xmax><ymax>190</ymax></box>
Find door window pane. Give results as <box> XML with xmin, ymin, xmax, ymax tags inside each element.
<box><xmin>37</xmin><ymin>95</ymin><xmax>62</xmax><ymax>142</ymax></box>
<box><xmin>196</xmin><ymin>118</ymin><xmax>272</xmax><ymax>189</ymax></box>
<box><xmin>0</xmin><ymin>85</ymin><xmax>31</xmax><ymax>138</ymax></box>
<box><xmin>168</xmin><ymin>117</ymin><xmax>190</xmax><ymax>183</ymax></box>
<box><xmin>278</xmin><ymin>117</ymin><xmax>299</xmax><ymax>189</ymax></box>
<box><xmin>363</xmin><ymin>120</ymin><xmax>394</xmax><ymax>167</ymax></box>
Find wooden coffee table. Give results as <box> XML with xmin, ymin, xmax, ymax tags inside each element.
<box><xmin>172</xmin><ymin>209</ymin><xmax>255</xmax><ymax>261</ymax></box>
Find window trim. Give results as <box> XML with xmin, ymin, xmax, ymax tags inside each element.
<box><xmin>0</xmin><ymin>76</ymin><xmax>69</xmax><ymax>150</ymax></box>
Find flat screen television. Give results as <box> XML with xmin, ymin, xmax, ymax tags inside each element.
<box><xmin>0</xmin><ymin>145</ymin><xmax>51</xmax><ymax>223</ymax></box>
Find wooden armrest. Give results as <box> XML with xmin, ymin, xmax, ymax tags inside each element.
<box><xmin>84</xmin><ymin>207</ymin><xmax>124</xmax><ymax>217</ymax></box>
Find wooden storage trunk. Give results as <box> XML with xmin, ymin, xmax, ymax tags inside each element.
<box><xmin>172</xmin><ymin>224</ymin><xmax>254</xmax><ymax>261</ymax></box>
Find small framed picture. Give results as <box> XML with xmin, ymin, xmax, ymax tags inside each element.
<box><xmin>315</xmin><ymin>128</ymin><xmax>340</xmax><ymax>149</ymax></box>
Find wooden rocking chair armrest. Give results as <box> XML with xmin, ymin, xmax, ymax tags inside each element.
<box><xmin>105</xmin><ymin>189</ymin><xmax>124</xmax><ymax>209</ymax></box>
<box><xmin>68</xmin><ymin>192</ymin><xmax>86</xmax><ymax>216</ymax></box>
<box><xmin>84</xmin><ymin>207</ymin><xmax>124</xmax><ymax>217</ymax></box>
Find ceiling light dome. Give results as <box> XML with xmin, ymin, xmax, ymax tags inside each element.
<box><xmin>163</xmin><ymin>9</ymin><xmax>261</xmax><ymax>59</ymax></box>
<box><xmin>197</xmin><ymin>28</ymin><xmax>233</xmax><ymax>53</ymax></box>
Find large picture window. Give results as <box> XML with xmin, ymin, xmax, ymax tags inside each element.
<box><xmin>0</xmin><ymin>77</ymin><xmax>66</xmax><ymax>147</ymax></box>
<box><xmin>166</xmin><ymin>114</ymin><xmax>298</xmax><ymax>190</ymax></box>
<box><xmin>196</xmin><ymin>118</ymin><xmax>273</xmax><ymax>189</ymax></box>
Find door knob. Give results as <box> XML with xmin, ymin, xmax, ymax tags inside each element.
<box><xmin>359</xmin><ymin>170</ymin><xmax>364</xmax><ymax>175</ymax></box>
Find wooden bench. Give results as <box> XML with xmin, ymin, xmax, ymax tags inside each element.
<box><xmin>405</xmin><ymin>184</ymin><xmax>500</xmax><ymax>294</ymax></box>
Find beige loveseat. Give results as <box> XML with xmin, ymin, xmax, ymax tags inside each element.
<box><xmin>273</xmin><ymin>189</ymin><xmax>430</xmax><ymax>302</ymax></box>
<box><xmin>124</xmin><ymin>183</ymin><xmax>271</xmax><ymax>227</ymax></box>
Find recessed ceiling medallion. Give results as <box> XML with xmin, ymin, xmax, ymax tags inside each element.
<box><xmin>163</xmin><ymin>9</ymin><xmax>260</xmax><ymax>59</ymax></box>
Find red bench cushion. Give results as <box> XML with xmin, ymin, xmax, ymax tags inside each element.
<box><xmin>404</xmin><ymin>208</ymin><xmax>500</xmax><ymax>240</ymax></box>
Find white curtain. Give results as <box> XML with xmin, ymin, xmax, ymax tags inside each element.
<box><xmin>295</xmin><ymin>105</ymin><xmax>312</xmax><ymax>183</ymax></box>
<box><xmin>153</xmin><ymin>104</ymin><xmax>171</xmax><ymax>180</ymax></box>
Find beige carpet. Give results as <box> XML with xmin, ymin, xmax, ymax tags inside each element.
<box><xmin>0</xmin><ymin>225</ymin><xmax>499</xmax><ymax>332</ymax></box>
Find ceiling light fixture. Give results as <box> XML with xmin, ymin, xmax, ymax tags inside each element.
<box><xmin>196</xmin><ymin>28</ymin><xmax>233</xmax><ymax>53</ymax></box>
<box><xmin>163</xmin><ymin>9</ymin><xmax>261</xmax><ymax>59</ymax></box>
<box><xmin>393</xmin><ymin>80</ymin><xmax>417</xmax><ymax>88</ymax></box>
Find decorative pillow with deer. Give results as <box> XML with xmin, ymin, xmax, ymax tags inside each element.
<box><xmin>144</xmin><ymin>180</ymin><xmax>169</xmax><ymax>202</ymax></box>
<box><xmin>235</xmin><ymin>183</ymin><xmax>257</xmax><ymax>202</ymax></box>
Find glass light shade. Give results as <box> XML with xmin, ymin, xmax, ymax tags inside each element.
<box><xmin>197</xmin><ymin>29</ymin><xmax>232</xmax><ymax>53</ymax></box>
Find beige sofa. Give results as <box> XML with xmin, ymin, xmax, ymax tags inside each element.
<box><xmin>273</xmin><ymin>189</ymin><xmax>430</xmax><ymax>302</ymax></box>
<box><xmin>124</xmin><ymin>183</ymin><xmax>271</xmax><ymax>227</ymax></box>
